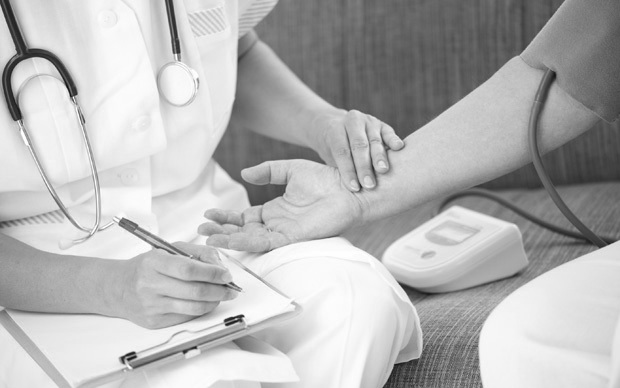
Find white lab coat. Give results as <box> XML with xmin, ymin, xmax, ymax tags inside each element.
<box><xmin>0</xmin><ymin>1</ymin><xmax>422</xmax><ymax>387</ymax></box>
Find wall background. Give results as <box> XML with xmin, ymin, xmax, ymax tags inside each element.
<box><xmin>215</xmin><ymin>0</ymin><xmax>620</xmax><ymax>205</ymax></box>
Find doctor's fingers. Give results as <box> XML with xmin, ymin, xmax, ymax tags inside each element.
<box><xmin>148</xmin><ymin>299</ymin><xmax>220</xmax><ymax>324</ymax></box>
<box><xmin>150</xmin><ymin>255</ymin><xmax>233</xmax><ymax>284</ymax></box>
<box><xmin>370</xmin><ymin>118</ymin><xmax>404</xmax><ymax>173</ymax></box>
<box><xmin>172</xmin><ymin>241</ymin><xmax>221</xmax><ymax>265</ymax></box>
<box><xmin>345</xmin><ymin>111</ymin><xmax>385</xmax><ymax>190</ymax></box>
<box><xmin>138</xmin><ymin>313</ymin><xmax>211</xmax><ymax>329</ymax></box>
<box><xmin>154</xmin><ymin>276</ymin><xmax>238</xmax><ymax>302</ymax></box>
<box><xmin>134</xmin><ymin>313</ymin><xmax>192</xmax><ymax>329</ymax></box>
<box><xmin>380</xmin><ymin>121</ymin><xmax>405</xmax><ymax>151</ymax></box>
<box><xmin>330</xmin><ymin>111</ymin><xmax>363</xmax><ymax>192</ymax></box>
<box><xmin>162</xmin><ymin>299</ymin><xmax>220</xmax><ymax>317</ymax></box>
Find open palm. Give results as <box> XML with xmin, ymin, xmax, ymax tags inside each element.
<box><xmin>198</xmin><ymin>160</ymin><xmax>364</xmax><ymax>252</ymax></box>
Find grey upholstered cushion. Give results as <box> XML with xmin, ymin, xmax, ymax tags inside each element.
<box><xmin>340</xmin><ymin>182</ymin><xmax>620</xmax><ymax>388</ymax></box>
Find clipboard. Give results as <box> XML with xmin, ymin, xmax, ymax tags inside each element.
<box><xmin>0</xmin><ymin>252</ymin><xmax>302</xmax><ymax>388</ymax></box>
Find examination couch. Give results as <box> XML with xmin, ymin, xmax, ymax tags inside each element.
<box><xmin>214</xmin><ymin>0</ymin><xmax>620</xmax><ymax>386</ymax></box>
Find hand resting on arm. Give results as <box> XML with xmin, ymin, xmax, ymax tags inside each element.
<box><xmin>234</xmin><ymin>31</ymin><xmax>404</xmax><ymax>192</ymax></box>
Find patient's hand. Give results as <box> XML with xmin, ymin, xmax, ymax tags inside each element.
<box><xmin>198</xmin><ymin>160</ymin><xmax>363</xmax><ymax>252</ymax></box>
<box><xmin>310</xmin><ymin>110</ymin><xmax>404</xmax><ymax>192</ymax></box>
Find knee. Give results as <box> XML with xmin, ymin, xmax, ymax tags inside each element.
<box><xmin>341</xmin><ymin>260</ymin><xmax>406</xmax><ymax>328</ymax></box>
<box><xmin>479</xmin><ymin>284</ymin><xmax>555</xmax><ymax>388</ymax></box>
<box><xmin>479</xmin><ymin>292</ymin><xmax>525</xmax><ymax>388</ymax></box>
<box><xmin>266</xmin><ymin>255</ymin><xmax>410</xmax><ymax>335</ymax></box>
<box><xmin>480</xmin><ymin>295</ymin><xmax>522</xmax><ymax>364</ymax></box>
<box><xmin>300</xmin><ymin>257</ymin><xmax>403</xmax><ymax>321</ymax></box>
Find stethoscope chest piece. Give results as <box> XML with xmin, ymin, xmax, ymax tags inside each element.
<box><xmin>157</xmin><ymin>60</ymin><xmax>199</xmax><ymax>107</ymax></box>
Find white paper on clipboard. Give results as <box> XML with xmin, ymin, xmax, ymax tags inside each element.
<box><xmin>0</xmin><ymin>252</ymin><xmax>301</xmax><ymax>388</ymax></box>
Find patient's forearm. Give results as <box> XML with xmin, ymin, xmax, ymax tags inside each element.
<box><xmin>0</xmin><ymin>234</ymin><xmax>114</xmax><ymax>314</ymax></box>
<box><xmin>357</xmin><ymin>57</ymin><xmax>599</xmax><ymax>223</ymax></box>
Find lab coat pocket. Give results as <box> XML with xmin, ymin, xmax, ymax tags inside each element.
<box><xmin>187</xmin><ymin>4</ymin><xmax>231</xmax><ymax>41</ymax></box>
<box><xmin>184</xmin><ymin>1</ymin><xmax>238</xmax><ymax>136</ymax></box>
<box><xmin>238</xmin><ymin>0</ymin><xmax>280</xmax><ymax>37</ymax></box>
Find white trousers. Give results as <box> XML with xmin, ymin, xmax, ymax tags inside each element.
<box><xmin>0</xmin><ymin>237</ymin><xmax>421</xmax><ymax>388</ymax></box>
<box><xmin>479</xmin><ymin>241</ymin><xmax>620</xmax><ymax>388</ymax></box>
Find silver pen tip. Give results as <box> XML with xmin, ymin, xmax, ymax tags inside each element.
<box><xmin>112</xmin><ymin>216</ymin><xmax>122</xmax><ymax>224</ymax></box>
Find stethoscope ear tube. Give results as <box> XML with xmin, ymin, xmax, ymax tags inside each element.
<box><xmin>1</xmin><ymin>0</ymin><xmax>79</xmax><ymax>121</ymax></box>
<box><xmin>0</xmin><ymin>0</ymin><xmax>26</xmax><ymax>54</ymax></box>
<box><xmin>3</xmin><ymin>50</ymin><xmax>79</xmax><ymax>121</ymax></box>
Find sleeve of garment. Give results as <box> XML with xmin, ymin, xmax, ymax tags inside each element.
<box><xmin>520</xmin><ymin>0</ymin><xmax>620</xmax><ymax>122</ymax></box>
<box><xmin>238</xmin><ymin>0</ymin><xmax>279</xmax><ymax>38</ymax></box>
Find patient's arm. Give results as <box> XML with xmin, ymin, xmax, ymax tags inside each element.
<box><xmin>199</xmin><ymin>57</ymin><xmax>599</xmax><ymax>251</ymax></box>
<box><xmin>355</xmin><ymin>56</ymin><xmax>598</xmax><ymax>223</ymax></box>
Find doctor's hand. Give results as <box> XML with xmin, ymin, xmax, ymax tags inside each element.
<box><xmin>198</xmin><ymin>160</ymin><xmax>364</xmax><ymax>252</ymax></box>
<box><xmin>108</xmin><ymin>244</ymin><xmax>238</xmax><ymax>329</ymax></box>
<box><xmin>309</xmin><ymin>109</ymin><xmax>404</xmax><ymax>192</ymax></box>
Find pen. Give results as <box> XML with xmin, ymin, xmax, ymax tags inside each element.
<box><xmin>112</xmin><ymin>216</ymin><xmax>243</xmax><ymax>293</ymax></box>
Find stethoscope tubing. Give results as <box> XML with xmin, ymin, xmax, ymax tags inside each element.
<box><xmin>2</xmin><ymin>49</ymin><xmax>78</xmax><ymax>121</ymax></box>
<box><xmin>1</xmin><ymin>0</ymin><xmax>105</xmax><ymax>246</ymax></box>
<box><xmin>0</xmin><ymin>0</ymin><xmax>25</xmax><ymax>54</ymax></box>
<box><xmin>165</xmin><ymin>0</ymin><xmax>182</xmax><ymax>58</ymax></box>
<box><xmin>1</xmin><ymin>0</ymin><xmax>78</xmax><ymax>121</ymax></box>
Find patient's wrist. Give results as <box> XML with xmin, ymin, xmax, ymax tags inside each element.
<box><xmin>353</xmin><ymin>190</ymin><xmax>389</xmax><ymax>226</ymax></box>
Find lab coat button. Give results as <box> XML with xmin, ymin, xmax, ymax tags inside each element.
<box><xmin>131</xmin><ymin>116</ymin><xmax>152</xmax><ymax>132</ymax></box>
<box><xmin>98</xmin><ymin>11</ymin><xmax>118</xmax><ymax>28</ymax></box>
<box><xmin>119</xmin><ymin>169</ymin><xmax>140</xmax><ymax>185</ymax></box>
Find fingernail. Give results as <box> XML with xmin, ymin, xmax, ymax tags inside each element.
<box><xmin>392</xmin><ymin>139</ymin><xmax>405</xmax><ymax>148</ymax></box>
<box><xmin>350</xmin><ymin>180</ymin><xmax>360</xmax><ymax>191</ymax></box>
<box><xmin>377</xmin><ymin>160</ymin><xmax>388</xmax><ymax>170</ymax></box>
<box><xmin>222</xmin><ymin>271</ymin><xmax>233</xmax><ymax>283</ymax></box>
<box><xmin>363</xmin><ymin>176</ymin><xmax>375</xmax><ymax>188</ymax></box>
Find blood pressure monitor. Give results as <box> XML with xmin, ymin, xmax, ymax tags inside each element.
<box><xmin>382</xmin><ymin>206</ymin><xmax>529</xmax><ymax>293</ymax></box>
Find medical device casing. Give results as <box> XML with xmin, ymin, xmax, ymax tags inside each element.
<box><xmin>382</xmin><ymin>206</ymin><xmax>528</xmax><ymax>293</ymax></box>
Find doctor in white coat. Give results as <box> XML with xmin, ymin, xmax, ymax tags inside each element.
<box><xmin>0</xmin><ymin>0</ymin><xmax>421</xmax><ymax>387</ymax></box>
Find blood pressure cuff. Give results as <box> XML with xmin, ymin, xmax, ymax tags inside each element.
<box><xmin>520</xmin><ymin>0</ymin><xmax>620</xmax><ymax>123</ymax></box>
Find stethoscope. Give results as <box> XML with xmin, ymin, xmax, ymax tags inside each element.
<box><xmin>0</xmin><ymin>0</ymin><xmax>200</xmax><ymax>248</ymax></box>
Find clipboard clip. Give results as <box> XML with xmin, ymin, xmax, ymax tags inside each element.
<box><xmin>119</xmin><ymin>314</ymin><xmax>246</xmax><ymax>370</ymax></box>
